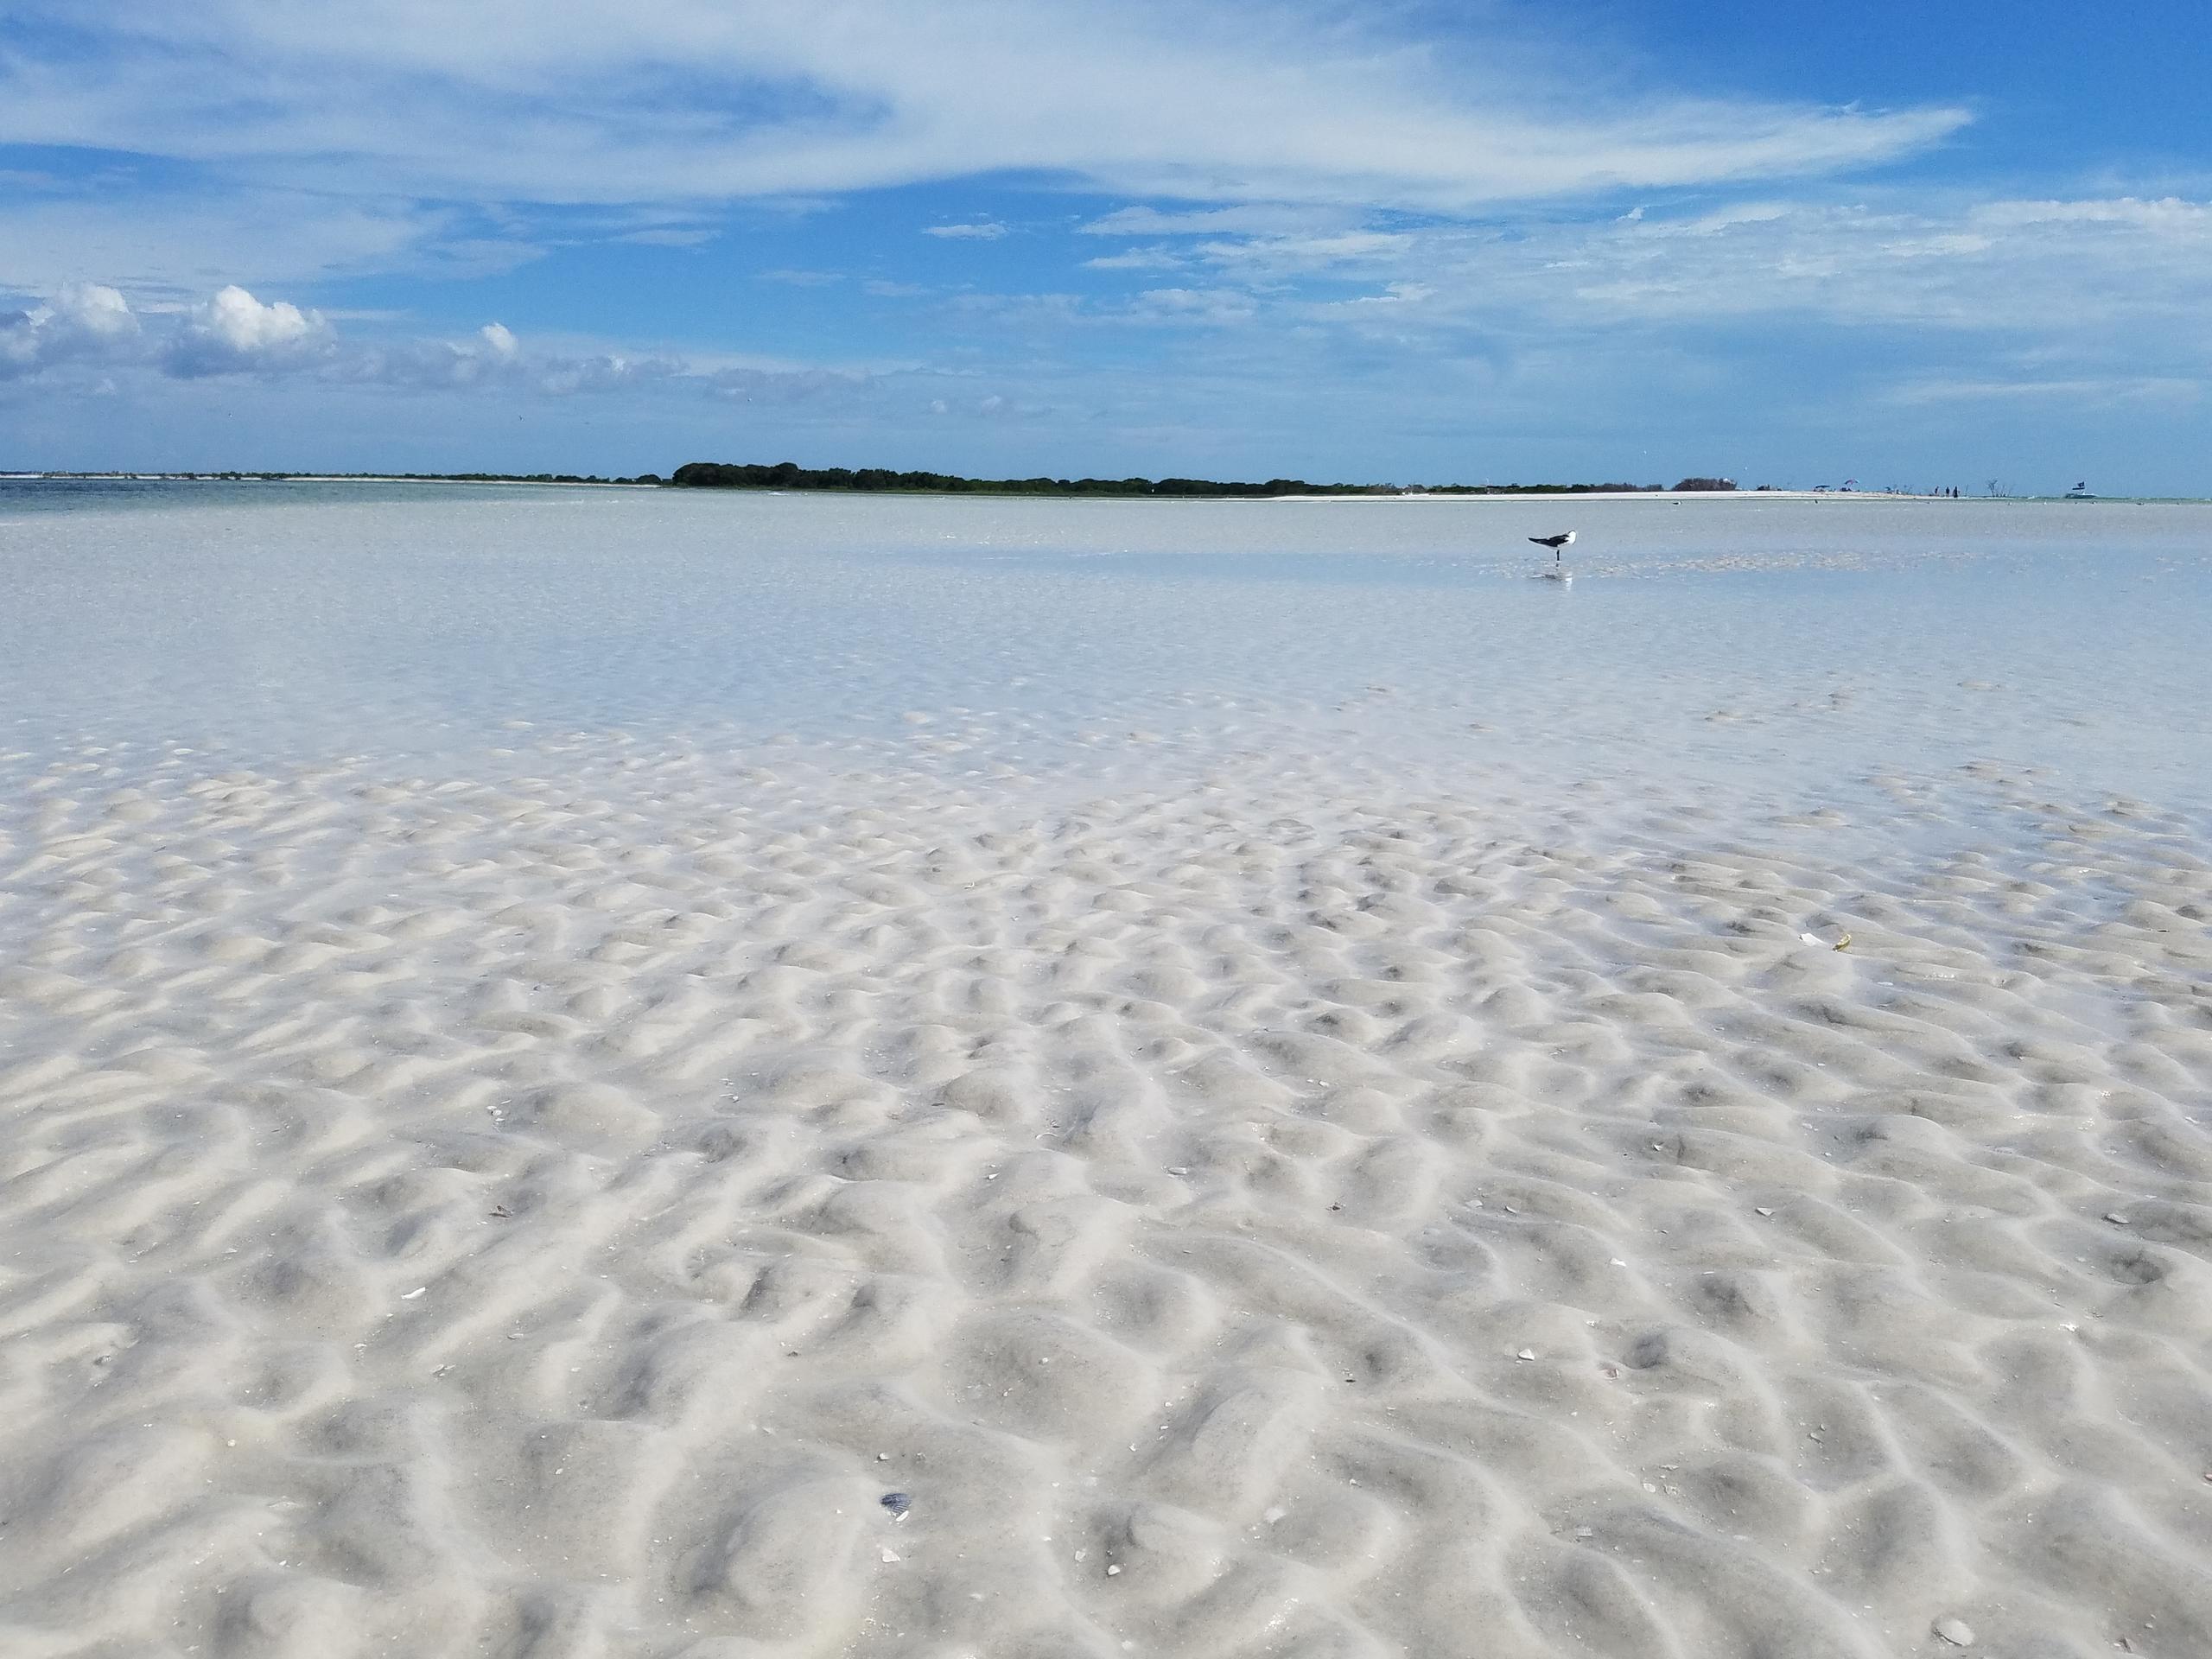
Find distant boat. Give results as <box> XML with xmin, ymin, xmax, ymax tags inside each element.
<box><xmin>2064</xmin><ymin>480</ymin><xmax>2094</xmax><ymax>499</ymax></box>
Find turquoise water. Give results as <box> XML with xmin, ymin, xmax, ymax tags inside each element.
<box><xmin>3</xmin><ymin>480</ymin><xmax>2207</xmax><ymax>834</ymax></box>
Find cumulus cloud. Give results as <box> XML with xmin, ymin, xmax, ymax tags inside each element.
<box><xmin>329</xmin><ymin>318</ymin><xmax>718</xmax><ymax>397</ymax></box>
<box><xmin>0</xmin><ymin>283</ymin><xmax>140</xmax><ymax>378</ymax></box>
<box><xmin>166</xmin><ymin>285</ymin><xmax>334</xmax><ymax>376</ymax></box>
<box><xmin>0</xmin><ymin>2</ymin><xmax>1964</xmax><ymax>214</ymax></box>
<box><xmin>342</xmin><ymin>319</ymin><xmax>537</xmax><ymax>389</ymax></box>
<box><xmin>0</xmin><ymin>280</ymin><xmax>882</xmax><ymax>406</ymax></box>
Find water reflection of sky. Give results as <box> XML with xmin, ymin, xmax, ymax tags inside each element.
<box><xmin>3</xmin><ymin>481</ymin><xmax>2207</xmax><ymax>827</ymax></box>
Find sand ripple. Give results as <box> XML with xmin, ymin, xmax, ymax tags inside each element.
<box><xmin>3</xmin><ymin>744</ymin><xmax>2209</xmax><ymax>1656</ymax></box>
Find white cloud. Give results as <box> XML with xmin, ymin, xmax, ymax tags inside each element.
<box><xmin>166</xmin><ymin>284</ymin><xmax>334</xmax><ymax>375</ymax></box>
<box><xmin>1884</xmin><ymin>375</ymin><xmax>2202</xmax><ymax>407</ymax></box>
<box><xmin>1081</xmin><ymin>246</ymin><xmax>1186</xmax><ymax>270</ymax></box>
<box><xmin>947</xmin><ymin>290</ymin><xmax>1084</xmax><ymax>325</ymax></box>
<box><xmin>0</xmin><ymin>283</ymin><xmax>140</xmax><ymax>378</ymax></box>
<box><xmin>1193</xmin><ymin>229</ymin><xmax>1414</xmax><ymax>274</ymax></box>
<box><xmin>1079</xmin><ymin>204</ymin><xmax>1351</xmax><ymax>237</ymax></box>
<box><xmin>1105</xmin><ymin>192</ymin><xmax>2212</xmax><ymax>342</ymax></box>
<box><xmin>1338</xmin><ymin>282</ymin><xmax>1434</xmax><ymax>307</ymax></box>
<box><xmin>200</xmin><ymin>286</ymin><xmax>321</xmax><ymax>353</ymax></box>
<box><xmin>1973</xmin><ymin>197</ymin><xmax>2212</xmax><ymax>232</ymax></box>
<box><xmin>925</xmin><ymin>223</ymin><xmax>1009</xmax><ymax>240</ymax></box>
<box><xmin>0</xmin><ymin>188</ymin><xmax>461</xmax><ymax>296</ymax></box>
<box><xmin>613</xmin><ymin>226</ymin><xmax>719</xmax><ymax>247</ymax></box>
<box><xmin>0</xmin><ymin>280</ymin><xmax>887</xmax><ymax>405</ymax></box>
<box><xmin>0</xmin><ymin>3</ymin><xmax>1964</xmax><ymax>216</ymax></box>
<box><xmin>1123</xmin><ymin>286</ymin><xmax>1259</xmax><ymax>327</ymax></box>
<box><xmin>1540</xmin><ymin>195</ymin><xmax>2212</xmax><ymax>331</ymax></box>
<box><xmin>708</xmin><ymin>364</ymin><xmax>875</xmax><ymax>401</ymax></box>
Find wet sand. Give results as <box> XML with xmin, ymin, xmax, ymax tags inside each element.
<box><xmin>4</xmin><ymin>730</ymin><xmax>2209</xmax><ymax>1657</ymax></box>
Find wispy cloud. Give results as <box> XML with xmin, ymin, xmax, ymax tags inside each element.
<box><xmin>1530</xmin><ymin>194</ymin><xmax>2212</xmax><ymax>333</ymax></box>
<box><xmin>614</xmin><ymin>226</ymin><xmax>720</xmax><ymax>247</ymax></box>
<box><xmin>1081</xmin><ymin>246</ymin><xmax>1185</xmax><ymax>270</ymax></box>
<box><xmin>925</xmin><ymin>222</ymin><xmax>1009</xmax><ymax>240</ymax></box>
<box><xmin>1077</xmin><ymin>192</ymin><xmax>2212</xmax><ymax>340</ymax></box>
<box><xmin>1334</xmin><ymin>282</ymin><xmax>1434</xmax><ymax>308</ymax></box>
<box><xmin>1884</xmin><ymin>375</ymin><xmax>2202</xmax><ymax>407</ymax></box>
<box><xmin>1078</xmin><ymin>204</ymin><xmax>1352</xmax><ymax>237</ymax></box>
<box><xmin>0</xmin><ymin>3</ymin><xmax>1964</xmax><ymax>219</ymax></box>
<box><xmin>1121</xmin><ymin>287</ymin><xmax>1259</xmax><ymax>327</ymax></box>
<box><xmin>0</xmin><ymin>187</ymin><xmax>456</xmax><ymax>296</ymax></box>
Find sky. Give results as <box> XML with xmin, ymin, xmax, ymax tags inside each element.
<box><xmin>3</xmin><ymin>0</ymin><xmax>2210</xmax><ymax>491</ymax></box>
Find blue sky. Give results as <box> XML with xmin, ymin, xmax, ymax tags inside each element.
<box><xmin>3</xmin><ymin>0</ymin><xmax>2209</xmax><ymax>490</ymax></box>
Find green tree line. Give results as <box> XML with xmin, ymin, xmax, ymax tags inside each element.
<box><xmin>668</xmin><ymin>461</ymin><xmax>1737</xmax><ymax>496</ymax></box>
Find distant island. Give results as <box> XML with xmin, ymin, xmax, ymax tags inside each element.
<box><xmin>668</xmin><ymin>461</ymin><xmax>1738</xmax><ymax>496</ymax></box>
<box><xmin>16</xmin><ymin>465</ymin><xmax>1746</xmax><ymax>495</ymax></box>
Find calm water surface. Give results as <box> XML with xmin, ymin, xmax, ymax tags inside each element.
<box><xmin>3</xmin><ymin>480</ymin><xmax>2207</xmax><ymax>832</ymax></box>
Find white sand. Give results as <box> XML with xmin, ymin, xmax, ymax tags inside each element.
<box><xmin>3</xmin><ymin>735</ymin><xmax>2209</xmax><ymax>1659</ymax></box>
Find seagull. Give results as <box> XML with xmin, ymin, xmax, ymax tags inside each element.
<box><xmin>1529</xmin><ymin>531</ymin><xmax>1574</xmax><ymax>581</ymax></box>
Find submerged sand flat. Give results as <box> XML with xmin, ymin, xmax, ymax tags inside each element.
<box><xmin>4</xmin><ymin>734</ymin><xmax>2210</xmax><ymax>1659</ymax></box>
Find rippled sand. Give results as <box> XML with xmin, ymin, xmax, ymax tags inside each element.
<box><xmin>3</xmin><ymin>734</ymin><xmax>2209</xmax><ymax>1659</ymax></box>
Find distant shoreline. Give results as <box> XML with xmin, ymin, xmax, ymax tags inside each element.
<box><xmin>4</xmin><ymin>472</ymin><xmax>2183</xmax><ymax>503</ymax></box>
<box><xmin>8</xmin><ymin>471</ymin><xmax>652</xmax><ymax>488</ymax></box>
<box><xmin>663</xmin><ymin>459</ymin><xmax>1745</xmax><ymax>499</ymax></box>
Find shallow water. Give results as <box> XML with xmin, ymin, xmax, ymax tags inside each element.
<box><xmin>6</xmin><ymin>484</ymin><xmax>2212</xmax><ymax>1657</ymax></box>
<box><xmin>3</xmin><ymin>480</ymin><xmax>2207</xmax><ymax>834</ymax></box>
